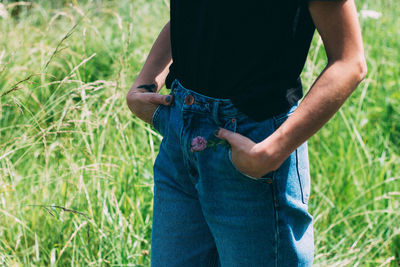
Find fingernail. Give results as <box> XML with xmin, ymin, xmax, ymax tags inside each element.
<box><xmin>214</xmin><ymin>128</ymin><xmax>221</xmax><ymax>136</ymax></box>
<box><xmin>165</xmin><ymin>95</ymin><xmax>171</xmax><ymax>103</ymax></box>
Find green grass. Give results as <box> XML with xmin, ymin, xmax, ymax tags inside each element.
<box><xmin>0</xmin><ymin>0</ymin><xmax>399</xmax><ymax>266</ymax></box>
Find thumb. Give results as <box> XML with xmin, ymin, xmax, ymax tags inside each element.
<box><xmin>146</xmin><ymin>92</ymin><xmax>174</xmax><ymax>106</ymax></box>
<box><xmin>163</xmin><ymin>94</ymin><xmax>174</xmax><ymax>105</ymax></box>
<box><xmin>215</xmin><ymin>127</ymin><xmax>235</xmax><ymax>144</ymax></box>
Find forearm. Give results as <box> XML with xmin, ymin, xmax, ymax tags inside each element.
<box><xmin>258</xmin><ymin>58</ymin><xmax>367</xmax><ymax>170</ymax></box>
<box><xmin>130</xmin><ymin>20</ymin><xmax>172</xmax><ymax>93</ymax></box>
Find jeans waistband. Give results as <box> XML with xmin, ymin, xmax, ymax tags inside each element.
<box><xmin>170</xmin><ymin>78</ymin><xmax>247</xmax><ymax>119</ymax></box>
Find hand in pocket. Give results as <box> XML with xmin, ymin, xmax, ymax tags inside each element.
<box><xmin>126</xmin><ymin>87</ymin><xmax>173</xmax><ymax>125</ymax></box>
<box><xmin>216</xmin><ymin>127</ymin><xmax>278</xmax><ymax>179</ymax></box>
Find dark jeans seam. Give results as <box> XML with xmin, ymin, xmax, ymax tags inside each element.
<box><xmin>271</xmin><ymin>169</ymin><xmax>280</xmax><ymax>267</ymax></box>
<box><xmin>295</xmin><ymin>149</ymin><xmax>306</xmax><ymax>204</ymax></box>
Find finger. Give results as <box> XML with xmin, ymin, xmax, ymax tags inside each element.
<box><xmin>136</xmin><ymin>92</ymin><xmax>174</xmax><ymax>105</ymax></box>
<box><xmin>216</xmin><ymin>128</ymin><xmax>247</xmax><ymax>147</ymax></box>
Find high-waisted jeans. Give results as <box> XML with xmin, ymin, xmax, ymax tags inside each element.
<box><xmin>150</xmin><ymin>78</ymin><xmax>314</xmax><ymax>267</ymax></box>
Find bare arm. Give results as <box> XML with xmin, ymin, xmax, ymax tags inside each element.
<box><xmin>126</xmin><ymin>20</ymin><xmax>174</xmax><ymax>124</ymax></box>
<box><xmin>216</xmin><ymin>0</ymin><xmax>367</xmax><ymax>178</ymax></box>
<box><xmin>259</xmin><ymin>0</ymin><xmax>367</xmax><ymax>171</ymax></box>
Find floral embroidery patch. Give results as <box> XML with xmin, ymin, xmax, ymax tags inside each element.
<box><xmin>190</xmin><ymin>134</ymin><xmax>230</xmax><ymax>153</ymax></box>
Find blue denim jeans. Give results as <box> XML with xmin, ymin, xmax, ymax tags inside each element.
<box><xmin>150</xmin><ymin>78</ymin><xmax>314</xmax><ymax>267</ymax></box>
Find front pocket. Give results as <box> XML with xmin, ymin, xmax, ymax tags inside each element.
<box><xmin>151</xmin><ymin>104</ymin><xmax>163</xmax><ymax>127</ymax></box>
<box><xmin>151</xmin><ymin>104</ymin><xmax>169</xmax><ymax>136</ymax></box>
<box><xmin>227</xmin><ymin>146</ymin><xmax>275</xmax><ymax>183</ymax></box>
<box><xmin>222</xmin><ymin>115</ymin><xmax>276</xmax><ymax>184</ymax></box>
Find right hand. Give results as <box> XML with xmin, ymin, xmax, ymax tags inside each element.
<box><xmin>126</xmin><ymin>87</ymin><xmax>174</xmax><ymax>125</ymax></box>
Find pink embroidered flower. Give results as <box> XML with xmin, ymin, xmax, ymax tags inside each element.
<box><xmin>190</xmin><ymin>136</ymin><xmax>207</xmax><ymax>152</ymax></box>
<box><xmin>189</xmin><ymin>129</ymin><xmax>230</xmax><ymax>153</ymax></box>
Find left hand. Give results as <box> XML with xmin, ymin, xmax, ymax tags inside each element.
<box><xmin>215</xmin><ymin>127</ymin><xmax>276</xmax><ymax>179</ymax></box>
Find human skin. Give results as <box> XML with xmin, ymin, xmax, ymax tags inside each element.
<box><xmin>126</xmin><ymin>21</ymin><xmax>174</xmax><ymax>125</ymax></box>
<box><xmin>216</xmin><ymin>0</ymin><xmax>368</xmax><ymax>178</ymax></box>
<box><xmin>126</xmin><ymin>0</ymin><xmax>367</xmax><ymax>179</ymax></box>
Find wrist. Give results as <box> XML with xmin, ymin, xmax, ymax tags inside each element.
<box><xmin>255</xmin><ymin>129</ymin><xmax>292</xmax><ymax>171</ymax></box>
<box><xmin>130</xmin><ymin>78</ymin><xmax>159</xmax><ymax>93</ymax></box>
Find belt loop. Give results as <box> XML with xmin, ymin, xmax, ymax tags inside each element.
<box><xmin>170</xmin><ymin>79</ymin><xmax>175</xmax><ymax>92</ymax></box>
<box><xmin>169</xmin><ymin>79</ymin><xmax>177</xmax><ymax>107</ymax></box>
<box><xmin>212</xmin><ymin>101</ymin><xmax>221</xmax><ymax>125</ymax></box>
<box><xmin>172</xmin><ymin>78</ymin><xmax>178</xmax><ymax>91</ymax></box>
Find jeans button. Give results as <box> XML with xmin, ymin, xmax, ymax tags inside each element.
<box><xmin>184</xmin><ymin>95</ymin><xmax>194</xmax><ymax>105</ymax></box>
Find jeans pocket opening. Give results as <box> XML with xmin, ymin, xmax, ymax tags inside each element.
<box><xmin>152</xmin><ymin>104</ymin><xmax>170</xmax><ymax>137</ymax></box>
<box><xmin>227</xmin><ymin>146</ymin><xmax>274</xmax><ymax>183</ymax></box>
<box><xmin>223</xmin><ymin>115</ymin><xmax>275</xmax><ymax>183</ymax></box>
<box><xmin>152</xmin><ymin>104</ymin><xmax>163</xmax><ymax>127</ymax></box>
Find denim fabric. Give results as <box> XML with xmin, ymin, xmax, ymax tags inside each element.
<box><xmin>150</xmin><ymin>78</ymin><xmax>314</xmax><ymax>267</ymax></box>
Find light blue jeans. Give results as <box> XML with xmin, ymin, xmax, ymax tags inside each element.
<box><xmin>150</xmin><ymin>78</ymin><xmax>314</xmax><ymax>266</ymax></box>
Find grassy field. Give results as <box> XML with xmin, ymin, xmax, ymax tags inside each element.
<box><xmin>0</xmin><ymin>0</ymin><xmax>399</xmax><ymax>266</ymax></box>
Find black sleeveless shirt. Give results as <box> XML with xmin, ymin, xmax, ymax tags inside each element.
<box><xmin>165</xmin><ymin>0</ymin><xmax>318</xmax><ymax>122</ymax></box>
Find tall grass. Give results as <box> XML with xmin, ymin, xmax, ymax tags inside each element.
<box><xmin>0</xmin><ymin>0</ymin><xmax>399</xmax><ymax>266</ymax></box>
